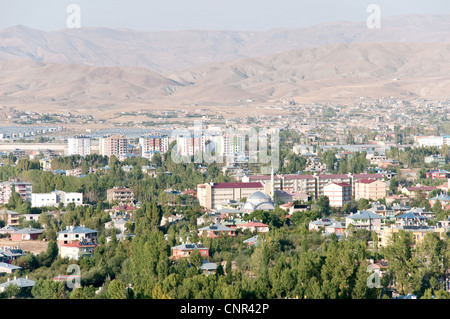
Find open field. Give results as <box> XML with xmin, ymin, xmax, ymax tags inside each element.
<box><xmin>0</xmin><ymin>239</ymin><xmax>48</xmax><ymax>255</ymax></box>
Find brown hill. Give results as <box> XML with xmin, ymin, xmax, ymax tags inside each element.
<box><xmin>1</xmin><ymin>14</ymin><xmax>449</xmax><ymax>73</ymax></box>
<box><xmin>0</xmin><ymin>42</ymin><xmax>449</xmax><ymax>115</ymax></box>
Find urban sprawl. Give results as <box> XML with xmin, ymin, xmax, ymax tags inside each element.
<box><xmin>0</xmin><ymin>97</ymin><xmax>449</xmax><ymax>299</ymax></box>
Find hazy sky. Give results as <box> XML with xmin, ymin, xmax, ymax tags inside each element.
<box><xmin>1</xmin><ymin>0</ymin><xmax>449</xmax><ymax>31</ymax></box>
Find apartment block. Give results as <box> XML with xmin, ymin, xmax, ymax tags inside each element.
<box><xmin>99</xmin><ymin>135</ymin><xmax>129</xmax><ymax>157</ymax></box>
<box><xmin>0</xmin><ymin>179</ymin><xmax>32</xmax><ymax>205</ymax></box>
<box><xmin>281</xmin><ymin>174</ymin><xmax>317</xmax><ymax>197</ymax></box>
<box><xmin>354</xmin><ymin>179</ymin><xmax>387</xmax><ymax>201</ymax></box>
<box><xmin>315</xmin><ymin>174</ymin><xmax>351</xmax><ymax>198</ymax></box>
<box><xmin>139</xmin><ymin>134</ymin><xmax>169</xmax><ymax>159</ymax></box>
<box><xmin>67</xmin><ymin>135</ymin><xmax>91</xmax><ymax>157</ymax></box>
<box><xmin>107</xmin><ymin>187</ymin><xmax>135</xmax><ymax>203</ymax></box>
<box><xmin>324</xmin><ymin>182</ymin><xmax>352</xmax><ymax>207</ymax></box>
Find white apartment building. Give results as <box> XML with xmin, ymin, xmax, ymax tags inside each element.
<box><xmin>67</xmin><ymin>135</ymin><xmax>91</xmax><ymax>157</ymax></box>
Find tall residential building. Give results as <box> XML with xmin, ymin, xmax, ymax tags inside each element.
<box><xmin>11</xmin><ymin>149</ymin><xmax>26</xmax><ymax>159</ymax></box>
<box><xmin>281</xmin><ymin>174</ymin><xmax>317</xmax><ymax>197</ymax></box>
<box><xmin>221</xmin><ymin>134</ymin><xmax>245</xmax><ymax>160</ymax></box>
<box><xmin>67</xmin><ymin>135</ymin><xmax>91</xmax><ymax>157</ymax></box>
<box><xmin>0</xmin><ymin>179</ymin><xmax>32</xmax><ymax>205</ymax></box>
<box><xmin>350</xmin><ymin>173</ymin><xmax>384</xmax><ymax>195</ymax></box>
<box><xmin>324</xmin><ymin>183</ymin><xmax>352</xmax><ymax>207</ymax></box>
<box><xmin>175</xmin><ymin>134</ymin><xmax>206</xmax><ymax>157</ymax></box>
<box><xmin>139</xmin><ymin>134</ymin><xmax>169</xmax><ymax>159</ymax></box>
<box><xmin>315</xmin><ymin>174</ymin><xmax>352</xmax><ymax>198</ymax></box>
<box><xmin>99</xmin><ymin>135</ymin><xmax>129</xmax><ymax>157</ymax></box>
<box><xmin>354</xmin><ymin>179</ymin><xmax>387</xmax><ymax>201</ymax></box>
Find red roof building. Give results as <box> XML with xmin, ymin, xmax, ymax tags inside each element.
<box><xmin>237</xmin><ymin>221</ymin><xmax>270</xmax><ymax>233</ymax></box>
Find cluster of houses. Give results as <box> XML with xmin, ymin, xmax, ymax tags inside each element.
<box><xmin>308</xmin><ymin>201</ymin><xmax>450</xmax><ymax>248</ymax></box>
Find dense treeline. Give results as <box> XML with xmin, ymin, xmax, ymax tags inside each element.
<box><xmin>0</xmin><ymin>152</ymin><xmax>232</xmax><ymax>204</ymax></box>
<box><xmin>386</xmin><ymin>145</ymin><xmax>450</xmax><ymax>168</ymax></box>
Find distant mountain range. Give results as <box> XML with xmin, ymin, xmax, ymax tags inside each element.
<box><xmin>0</xmin><ymin>14</ymin><xmax>449</xmax><ymax>115</ymax></box>
<box><xmin>1</xmin><ymin>14</ymin><xmax>449</xmax><ymax>72</ymax></box>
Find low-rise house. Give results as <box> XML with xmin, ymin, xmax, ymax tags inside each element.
<box><xmin>110</xmin><ymin>204</ymin><xmax>138</xmax><ymax>217</ymax></box>
<box><xmin>236</xmin><ymin>221</ymin><xmax>269</xmax><ymax>233</ymax></box>
<box><xmin>0</xmin><ymin>225</ymin><xmax>19</xmax><ymax>235</ymax></box>
<box><xmin>160</xmin><ymin>214</ymin><xmax>184</xmax><ymax>227</ymax></box>
<box><xmin>0</xmin><ymin>262</ymin><xmax>22</xmax><ymax>274</ymax></box>
<box><xmin>243</xmin><ymin>235</ymin><xmax>260</xmax><ymax>248</ymax></box>
<box><xmin>345</xmin><ymin>211</ymin><xmax>385</xmax><ymax>232</ymax></box>
<box><xmin>309</xmin><ymin>217</ymin><xmax>345</xmax><ymax>235</ymax></box>
<box><xmin>22</xmin><ymin>214</ymin><xmax>40</xmax><ymax>223</ymax></box>
<box><xmin>324</xmin><ymin>221</ymin><xmax>346</xmax><ymax>235</ymax></box>
<box><xmin>428</xmin><ymin>193</ymin><xmax>450</xmax><ymax>210</ymax></box>
<box><xmin>11</xmin><ymin>227</ymin><xmax>43</xmax><ymax>241</ymax></box>
<box><xmin>401</xmin><ymin>186</ymin><xmax>437</xmax><ymax>197</ymax></box>
<box><xmin>171</xmin><ymin>243</ymin><xmax>209</xmax><ymax>259</ymax></box>
<box><xmin>309</xmin><ymin>218</ymin><xmax>339</xmax><ymax>231</ymax></box>
<box><xmin>57</xmin><ymin>226</ymin><xmax>98</xmax><ymax>255</ymax></box>
<box><xmin>436</xmin><ymin>178</ymin><xmax>450</xmax><ymax>193</ymax></box>
<box><xmin>366</xmin><ymin>203</ymin><xmax>396</xmax><ymax>220</ymax></box>
<box><xmin>199</xmin><ymin>261</ymin><xmax>218</xmax><ymax>275</ymax></box>
<box><xmin>0</xmin><ymin>246</ymin><xmax>23</xmax><ymax>263</ymax></box>
<box><xmin>198</xmin><ymin>224</ymin><xmax>235</xmax><ymax>238</ymax></box>
<box><xmin>105</xmin><ymin>218</ymin><xmax>133</xmax><ymax>233</ymax></box>
<box><xmin>426</xmin><ymin>169</ymin><xmax>450</xmax><ymax>180</ymax></box>
<box><xmin>395</xmin><ymin>211</ymin><xmax>428</xmax><ymax>227</ymax></box>
<box><xmin>409</xmin><ymin>207</ymin><xmax>434</xmax><ymax>219</ymax></box>
<box><xmin>216</xmin><ymin>208</ymin><xmax>244</xmax><ymax>218</ymax></box>
<box><xmin>378</xmin><ymin>226</ymin><xmax>446</xmax><ymax>248</ymax></box>
<box><xmin>59</xmin><ymin>239</ymin><xmax>97</xmax><ymax>260</ymax></box>
<box><xmin>0</xmin><ymin>276</ymin><xmax>35</xmax><ymax>293</ymax></box>
<box><xmin>221</xmin><ymin>218</ymin><xmax>247</xmax><ymax>229</ymax></box>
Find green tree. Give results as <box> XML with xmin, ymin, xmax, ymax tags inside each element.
<box><xmin>106</xmin><ymin>279</ymin><xmax>127</xmax><ymax>299</ymax></box>
<box><xmin>189</xmin><ymin>249</ymin><xmax>202</xmax><ymax>268</ymax></box>
<box><xmin>31</xmin><ymin>280</ymin><xmax>68</xmax><ymax>299</ymax></box>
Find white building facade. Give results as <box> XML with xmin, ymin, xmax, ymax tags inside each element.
<box><xmin>67</xmin><ymin>135</ymin><xmax>91</xmax><ymax>156</ymax></box>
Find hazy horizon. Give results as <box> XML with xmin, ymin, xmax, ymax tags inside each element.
<box><xmin>1</xmin><ymin>0</ymin><xmax>449</xmax><ymax>32</ymax></box>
